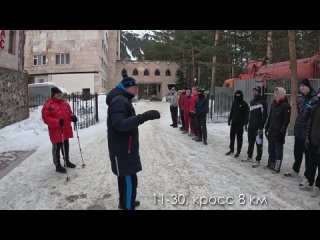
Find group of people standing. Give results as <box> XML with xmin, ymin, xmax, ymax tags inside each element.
<box><xmin>225</xmin><ymin>79</ymin><xmax>320</xmax><ymax>198</ymax></box>
<box><xmin>167</xmin><ymin>86</ymin><xmax>209</xmax><ymax>145</ymax></box>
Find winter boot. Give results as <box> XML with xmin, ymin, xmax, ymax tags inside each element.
<box><xmin>203</xmin><ymin>139</ymin><xmax>207</xmax><ymax>145</ymax></box>
<box><xmin>66</xmin><ymin>160</ymin><xmax>76</xmax><ymax>168</ymax></box>
<box><xmin>118</xmin><ymin>200</ymin><xmax>140</xmax><ymax>210</ymax></box>
<box><xmin>311</xmin><ymin>187</ymin><xmax>320</xmax><ymax>198</ymax></box>
<box><xmin>195</xmin><ymin>137</ymin><xmax>202</xmax><ymax>142</ymax></box>
<box><xmin>56</xmin><ymin>164</ymin><xmax>67</xmax><ymax>173</ymax></box>
<box><xmin>234</xmin><ymin>152</ymin><xmax>240</xmax><ymax>158</ymax></box>
<box><xmin>225</xmin><ymin>151</ymin><xmax>234</xmax><ymax>156</ymax></box>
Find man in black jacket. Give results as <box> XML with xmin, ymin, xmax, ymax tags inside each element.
<box><xmin>242</xmin><ymin>86</ymin><xmax>268</xmax><ymax>166</ymax></box>
<box><xmin>106</xmin><ymin>76</ymin><xmax>160</xmax><ymax>210</ymax></box>
<box><xmin>284</xmin><ymin>79</ymin><xmax>319</xmax><ymax>189</ymax></box>
<box><xmin>226</xmin><ymin>90</ymin><xmax>249</xmax><ymax>158</ymax></box>
<box><xmin>265</xmin><ymin>87</ymin><xmax>291</xmax><ymax>173</ymax></box>
<box><xmin>305</xmin><ymin>88</ymin><xmax>320</xmax><ymax>197</ymax></box>
<box><xmin>194</xmin><ymin>89</ymin><xmax>209</xmax><ymax>145</ymax></box>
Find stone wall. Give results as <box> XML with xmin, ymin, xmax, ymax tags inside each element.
<box><xmin>0</xmin><ymin>67</ymin><xmax>29</xmax><ymax>129</ymax></box>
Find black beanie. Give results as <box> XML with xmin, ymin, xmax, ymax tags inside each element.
<box><xmin>299</xmin><ymin>78</ymin><xmax>311</xmax><ymax>89</ymax></box>
<box><xmin>122</xmin><ymin>76</ymin><xmax>137</xmax><ymax>88</ymax></box>
<box><xmin>51</xmin><ymin>87</ymin><xmax>62</xmax><ymax>97</ymax></box>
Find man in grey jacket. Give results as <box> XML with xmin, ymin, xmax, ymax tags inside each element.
<box><xmin>167</xmin><ymin>87</ymin><xmax>178</xmax><ymax>128</ymax></box>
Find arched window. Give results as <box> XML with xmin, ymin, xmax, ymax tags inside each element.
<box><xmin>155</xmin><ymin>69</ymin><xmax>160</xmax><ymax>76</ymax></box>
<box><xmin>144</xmin><ymin>69</ymin><xmax>149</xmax><ymax>76</ymax></box>
<box><xmin>165</xmin><ymin>69</ymin><xmax>171</xmax><ymax>76</ymax></box>
<box><xmin>133</xmin><ymin>69</ymin><xmax>138</xmax><ymax>76</ymax></box>
<box><xmin>122</xmin><ymin>69</ymin><xmax>127</xmax><ymax>77</ymax></box>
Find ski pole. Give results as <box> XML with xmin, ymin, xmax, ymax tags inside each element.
<box><xmin>74</xmin><ymin>123</ymin><xmax>86</xmax><ymax>168</ymax></box>
<box><xmin>61</xmin><ymin>127</ymin><xmax>70</xmax><ymax>181</ymax></box>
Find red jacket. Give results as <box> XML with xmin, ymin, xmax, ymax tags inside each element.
<box><xmin>189</xmin><ymin>94</ymin><xmax>198</xmax><ymax>112</ymax></box>
<box><xmin>42</xmin><ymin>98</ymin><xmax>74</xmax><ymax>143</ymax></box>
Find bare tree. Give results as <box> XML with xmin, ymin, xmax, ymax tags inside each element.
<box><xmin>210</xmin><ymin>30</ymin><xmax>220</xmax><ymax>119</ymax></box>
<box><xmin>288</xmin><ymin>30</ymin><xmax>298</xmax><ymax>136</ymax></box>
<box><xmin>267</xmin><ymin>31</ymin><xmax>273</xmax><ymax>64</ymax></box>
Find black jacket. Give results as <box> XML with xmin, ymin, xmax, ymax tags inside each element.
<box><xmin>195</xmin><ymin>95</ymin><xmax>209</xmax><ymax>116</ymax></box>
<box><xmin>294</xmin><ymin>89</ymin><xmax>318</xmax><ymax>140</ymax></box>
<box><xmin>265</xmin><ymin>97</ymin><xmax>291</xmax><ymax>144</ymax></box>
<box><xmin>306</xmin><ymin>101</ymin><xmax>320</xmax><ymax>147</ymax></box>
<box><xmin>248</xmin><ymin>94</ymin><xmax>268</xmax><ymax>129</ymax></box>
<box><xmin>228</xmin><ymin>90</ymin><xmax>249</xmax><ymax>126</ymax></box>
<box><xmin>106</xmin><ymin>87</ymin><xmax>142</xmax><ymax>176</ymax></box>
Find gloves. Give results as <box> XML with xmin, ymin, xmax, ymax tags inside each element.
<box><xmin>244</xmin><ymin>125</ymin><xmax>248</xmax><ymax>132</ymax></box>
<box><xmin>138</xmin><ymin>110</ymin><xmax>160</xmax><ymax>124</ymax></box>
<box><xmin>72</xmin><ymin>115</ymin><xmax>78</xmax><ymax>123</ymax></box>
<box><xmin>304</xmin><ymin>138</ymin><xmax>310</xmax><ymax>150</ymax></box>
<box><xmin>59</xmin><ymin>118</ymin><xmax>64</xmax><ymax>127</ymax></box>
<box><xmin>228</xmin><ymin>122</ymin><xmax>231</xmax><ymax>126</ymax></box>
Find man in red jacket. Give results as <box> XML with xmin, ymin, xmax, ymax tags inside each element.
<box><xmin>42</xmin><ymin>87</ymin><xmax>77</xmax><ymax>173</ymax></box>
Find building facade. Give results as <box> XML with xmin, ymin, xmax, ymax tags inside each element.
<box><xmin>115</xmin><ymin>60</ymin><xmax>179</xmax><ymax>99</ymax></box>
<box><xmin>0</xmin><ymin>30</ymin><xmax>28</xmax><ymax>129</ymax></box>
<box><xmin>24</xmin><ymin>30</ymin><xmax>110</xmax><ymax>93</ymax></box>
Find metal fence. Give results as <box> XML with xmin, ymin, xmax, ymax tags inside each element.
<box><xmin>212</xmin><ymin>87</ymin><xmax>233</xmax><ymax>122</ymax></box>
<box><xmin>29</xmin><ymin>93</ymin><xmax>99</xmax><ymax>129</ymax></box>
<box><xmin>71</xmin><ymin>93</ymin><xmax>99</xmax><ymax>129</ymax></box>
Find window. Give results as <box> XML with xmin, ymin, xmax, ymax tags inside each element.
<box><xmin>8</xmin><ymin>30</ymin><xmax>16</xmax><ymax>55</ymax></box>
<box><xmin>56</xmin><ymin>53</ymin><xmax>70</xmax><ymax>64</ymax></box>
<box><xmin>144</xmin><ymin>69</ymin><xmax>149</xmax><ymax>76</ymax></box>
<box><xmin>122</xmin><ymin>69</ymin><xmax>127</xmax><ymax>77</ymax></box>
<box><xmin>165</xmin><ymin>69</ymin><xmax>171</xmax><ymax>76</ymax></box>
<box><xmin>33</xmin><ymin>55</ymin><xmax>47</xmax><ymax>66</ymax></box>
<box><xmin>39</xmin><ymin>79</ymin><xmax>44</xmax><ymax>83</ymax></box>
<box><xmin>155</xmin><ymin>69</ymin><xmax>160</xmax><ymax>76</ymax></box>
<box><xmin>133</xmin><ymin>69</ymin><xmax>138</xmax><ymax>76</ymax></box>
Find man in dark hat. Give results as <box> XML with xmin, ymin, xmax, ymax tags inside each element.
<box><xmin>242</xmin><ymin>86</ymin><xmax>268</xmax><ymax>168</ymax></box>
<box><xmin>106</xmin><ymin>76</ymin><xmax>161</xmax><ymax>210</ymax></box>
<box><xmin>285</xmin><ymin>79</ymin><xmax>319</xmax><ymax>189</ymax></box>
<box><xmin>42</xmin><ymin>87</ymin><xmax>78</xmax><ymax>173</ymax></box>
<box><xmin>194</xmin><ymin>89</ymin><xmax>209</xmax><ymax>145</ymax></box>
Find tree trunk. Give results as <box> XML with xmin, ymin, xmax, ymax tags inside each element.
<box><xmin>192</xmin><ymin>43</ymin><xmax>195</xmax><ymax>86</ymax></box>
<box><xmin>267</xmin><ymin>31</ymin><xmax>273</xmax><ymax>64</ymax></box>
<box><xmin>210</xmin><ymin>30</ymin><xmax>220</xmax><ymax>120</ymax></box>
<box><xmin>288</xmin><ymin>30</ymin><xmax>298</xmax><ymax>136</ymax></box>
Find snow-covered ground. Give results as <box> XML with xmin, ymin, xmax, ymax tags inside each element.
<box><xmin>0</xmin><ymin>96</ymin><xmax>319</xmax><ymax>209</ymax></box>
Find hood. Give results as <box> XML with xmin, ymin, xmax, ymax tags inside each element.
<box><xmin>106</xmin><ymin>84</ymin><xmax>135</xmax><ymax>106</ymax></box>
<box><xmin>234</xmin><ymin>90</ymin><xmax>244</xmax><ymax>102</ymax></box>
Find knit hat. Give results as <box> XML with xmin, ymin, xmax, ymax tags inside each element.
<box><xmin>51</xmin><ymin>87</ymin><xmax>62</xmax><ymax>97</ymax></box>
<box><xmin>122</xmin><ymin>76</ymin><xmax>138</xmax><ymax>88</ymax></box>
<box><xmin>253</xmin><ymin>86</ymin><xmax>262</xmax><ymax>94</ymax></box>
<box><xmin>299</xmin><ymin>78</ymin><xmax>311</xmax><ymax>89</ymax></box>
<box><xmin>274</xmin><ymin>87</ymin><xmax>286</xmax><ymax>97</ymax></box>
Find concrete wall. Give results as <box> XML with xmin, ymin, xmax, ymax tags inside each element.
<box><xmin>0</xmin><ymin>67</ymin><xmax>29</xmax><ymax>129</ymax></box>
<box><xmin>51</xmin><ymin>73</ymin><xmax>95</xmax><ymax>93</ymax></box>
<box><xmin>24</xmin><ymin>30</ymin><xmax>108</xmax><ymax>93</ymax></box>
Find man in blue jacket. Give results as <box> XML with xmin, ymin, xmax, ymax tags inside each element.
<box><xmin>106</xmin><ymin>76</ymin><xmax>160</xmax><ymax>210</ymax></box>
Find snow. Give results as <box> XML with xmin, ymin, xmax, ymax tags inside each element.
<box><xmin>122</xmin><ymin>30</ymin><xmax>161</xmax><ymax>39</ymax></box>
<box><xmin>0</xmin><ymin>99</ymin><xmax>319</xmax><ymax>209</ymax></box>
<box><xmin>125</xmin><ymin>45</ymin><xmax>136</xmax><ymax>60</ymax></box>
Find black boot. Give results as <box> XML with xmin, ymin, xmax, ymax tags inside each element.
<box><xmin>118</xmin><ymin>201</ymin><xmax>140</xmax><ymax>210</ymax></box>
<box><xmin>66</xmin><ymin>160</ymin><xmax>76</xmax><ymax>168</ymax></box>
<box><xmin>56</xmin><ymin>164</ymin><xmax>66</xmax><ymax>173</ymax></box>
<box><xmin>225</xmin><ymin>150</ymin><xmax>234</xmax><ymax>156</ymax></box>
<box><xmin>234</xmin><ymin>152</ymin><xmax>240</xmax><ymax>158</ymax></box>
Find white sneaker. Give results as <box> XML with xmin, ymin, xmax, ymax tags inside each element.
<box><xmin>252</xmin><ymin>161</ymin><xmax>260</xmax><ymax>168</ymax></box>
<box><xmin>284</xmin><ymin>170</ymin><xmax>298</xmax><ymax>177</ymax></box>
<box><xmin>299</xmin><ymin>176</ymin><xmax>309</xmax><ymax>187</ymax></box>
<box><xmin>311</xmin><ymin>187</ymin><xmax>320</xmax><ymax>198</ymax></box>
